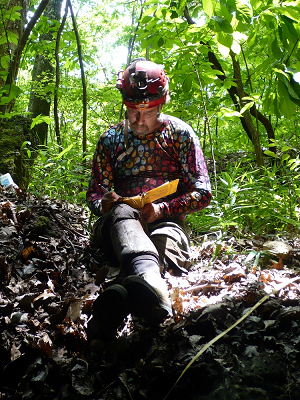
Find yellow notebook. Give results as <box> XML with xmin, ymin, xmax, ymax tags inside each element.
<box><xmin>108</xmin><ymin>179</ymin><xmax>179</xmax><ymax>210</ymax></box>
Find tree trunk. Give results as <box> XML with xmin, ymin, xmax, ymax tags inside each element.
<box><xmin>0</xmin><ymin>0</ymin><xmax>51</xmax><ymax>114</ymax></box>
<box><xmin>28</xmin><ymin>0</ymin><xmax>62</xmax><ymax>145</ymax></box>
<box><xmin>230</xmin><ymin>51</ymin><xmax>264</xmax><ymax>167</ymax></box>
<box><xmin>0</xmin><ymin>0</ymin><xmax>26</xmax><ymax>106</ymax></box>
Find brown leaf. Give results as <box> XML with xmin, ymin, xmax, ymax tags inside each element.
<box><xmin>33</xmin><ymin>290</ymin><xmax>56</xmax><ymax>305</ymax></box>
<box><xmin>170</xmin><ymin>287</ymin><xmax>183</xmax><ymax>319</ymax></box>
<box><xmin>269</xmin><ymin>258</ymin><xmax>284</xmax><ymax>270</ymax></box>
<box><xmin>21</xmin><ymin>246</ymin><xmax>36</xmax><ymax>261</ymax></box>
<box><xmin>38</xmin><ymin>333</ymin><xmax>53</xmax><ymax>358</ymax></box>
<box><xmin>10</xmin><ymin>342</ymin><xmax>22</xmax><ymax>361</ymax></box>
<box><xmin>66</xmin><ymin>299</ymin><xmax>82</xmax><ymax>322</ymax></box>
<box><xmin>223</xmin><ymin>272</ymin><xmax>245</xmax><ymax>284</ymax></box>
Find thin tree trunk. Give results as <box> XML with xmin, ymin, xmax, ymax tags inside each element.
<box><xmin>119</xmin><ymin>3</ymin><xmax>144</xmax><ymax>121</ymax></box>
<box><xmin>54</xmin><ymin>2</ymin><xmax>68</xmax><ymax>149</ymax></box>
<box><xmin>230</xmin><ymin>51</ymin><xmax>264</xmax><ymax>167</ymax></box>
<box><xmin>0</xmin><ymin>0</ymin><xmax>26</xmax><ymax>88</ymax></box>
<box><xmin>28</xmin><ymin>0</ymin><xmax>62</xmax><ymax>145</ymax></box>
<box><xmin>67</xmin><ymin>0</ymin><xmax>87</xmax><ymax>156</ymax></box>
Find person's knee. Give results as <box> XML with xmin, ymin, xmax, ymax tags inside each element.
<box><xmin>110</xmin><ymin>203</ymin><xmax>140</xmax><ymax>224</ymax></box>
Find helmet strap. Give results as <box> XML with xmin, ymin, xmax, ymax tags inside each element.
<box><xmin>157</xmin><ymin>104</ymin><xmax>163</xmax><ymax>117</ymax></box>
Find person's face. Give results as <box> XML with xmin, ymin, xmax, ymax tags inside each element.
<box><xmin>127</xmin><ymin>106</ymin><xmax>162</xmax><ymax>136</ymax></box>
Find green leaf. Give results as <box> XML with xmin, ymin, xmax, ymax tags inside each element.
<box><xmin>247</xmin><ymin>30</ymin><xmax>257</xmax><ymax>48</ymax></box>
<box><xmin>261</xmin><ymin>10</ymin><xmax>276</xmax><ymax>25</ymax></box>
<box><xmin>217</xmin><ymin>107</ymin><xmax>241</xmax><ymax>118</ymax></box>
<box><xmin>12</xmin><ymin>6</ymin><xmax>23</xmax><ymax>11</ymax></box>
<box><xmin>164</xmin><ymin>37</ymin><xmax>174</xmax><ymax>50</ymax></box>
<box><xmin>0</xmin><ymin>84</ymin><xmax>21</xmax><ymax>103</ymax></box>
<box><xmin>281</xmin><ymin>154</ymin><xmax>290</xmax><ymax>162</ymax></box>
<box><xmin>142</xmin><ymin>5</ymin><xmax>158</xmax><ymax>18</ymax></box>
<box><xmin>140</xmin><ymin>16</ymin><xmax>153</xmax><ymax>23</ymax></box>
<box><xmin>277</xmin><ymin>6</ymin><xmax>300</xmax><ymax>23</ymax></box>
<box><xmin>203</xmin><ymin>0</ymin><xmax>214</xmax><ymax>18</ymax></box>
<box><xmin>0</xmin><ymin>96</ymin><xmax>11</xmax><ymax>105</ymax></box>
<box><xmin>224</xmin><ymin>78</ymin><xmax>237</xmax><ymax>89</ymax></box>
<box><xmin>264</xmin><ymin>150</ymin><xmax>279</xmax><ymax>158</ymax></box>
<box><xmin>240</xmin><ymin>101</ymin><xmax>254</xmax><ymax>114</ymax></box>
<box><xmin>236</xmin><ymin>1</ymin><xmax>252</xmax><ymax>23</ymax></box>
<box><xmin>277</xmin><ymin>80</ymin><xmax>295</xmax><ymax>118</ymax></box>
<box><xmin>77</xmin><ymin>191</ymin><xmax>87</xmax><ymax>200</ymax></box>
<box><xmin>213</xmin><ymin>16</ymin><xmax>233</xmax><ymax>33</ymax></box>
<box><xmin>271</xmin><ymin>37</ymin><xmax>283</xmax><ymax>60</ymax></box>
<box><xmin>212</xmin><ymin>243</ymin><xmax>222</xmax><ymax>261</ymax></box>
<box><xmin>245</xmin><ymin>250</ymin><xmax>258</xmax><ymax>263</ymax></box>
<box><xmin>55</xmin><ymin>143</ymin><xmax>74</xmax><ymax>160</ymax></box>
<box><xmin>281</xmin><ymin>145</ymin><xmax>292</xmax><ymax>152</ymax></box>
<box><xmin>216</xmin><ymin>31</ymin><xmax>233</xmax><ymax>49</ymax></box>
<box><xmin>182</xmin><ymin>75</ymin><xmax>193</xmax><ymax>93</ymax></box>
<box><xmin>157</xmin><ymin>36</ymin><xmax>165</xmax><ymax>47</ymax></box>
<box><xmin>280</xmin><ymin>14</ymin><xmax>299</xmax><ymax>40</ymax></box>
<box><xmin>0</xmin><ymin>34</ymin><xmax>7</xmax><ymax>45</ymax></box>
<box><xmin>281</xmin><ymin>75</ymin><xmax>300</xmax><ymax>101</ymax></box>
<box><xmin>0</xmin><ymin>56</ymin><xmax>9</xmax><ymax>69</ymax></box>
<box><xmin>254</xmin><ymin>58</ymin><xmax>272</xmax><ymax>76</ymax></box>
<box><xmin>30</xmin><ymin>115</ymin><xmax>52</xmax><ymax>129</ymax></box>
<box><xmin>7</xmin><ymin>31</ymin><xmax>19</xmax><ymax>45</ymax></box>
<box><xmin>250</xmin><ymin>0</ymin><xmax>262</xmax><ymax>11</ymax></box>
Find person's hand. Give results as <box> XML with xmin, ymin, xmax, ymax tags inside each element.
<box><xmin>102</xmin><ymin>191</ymin><xmax>121</xmax><ymax>213</ymax></box>
<box><xmin>140</xmin><ymin>203</ymin><xmax>163</xmax><ymax>223</ymax></box>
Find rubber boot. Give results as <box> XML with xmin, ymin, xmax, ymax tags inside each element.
<box><xmin>109</xmin><ymin>203</ymin><xmax>159</xmax><ymax>264</ymax></box>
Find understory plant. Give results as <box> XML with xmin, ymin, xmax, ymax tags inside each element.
<box><xmin>187</xmin><ymin>154</ymin><xmax>300</xmax><ymax>236</ymax></box>
<box><xmin>27</xmin><ymin>143</ymin><xmax>91</xmax><ymax>205</ymax></box>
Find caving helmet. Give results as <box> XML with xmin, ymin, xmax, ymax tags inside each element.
<box><xmin>116</xmin><ymin>58</ymin><xmax>169</xmax><ymax>109</ymax></box>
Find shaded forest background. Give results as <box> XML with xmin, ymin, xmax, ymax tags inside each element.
<box><xmin>1</xmin><ymin>0</ymin><xmax>300</xmax><ymax>235</ymax></box>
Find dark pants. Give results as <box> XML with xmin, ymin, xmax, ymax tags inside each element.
<box><xmin>92</xmin><ymin>203</ymin><xmax>191</xmax><ymax>274</ymax></box>
<box><xmin>91</xmin><ymin>203</ymin><xmax>191</xmax><ymax>311</ymax></box>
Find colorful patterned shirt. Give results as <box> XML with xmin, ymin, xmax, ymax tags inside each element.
<box><xmin>87</xmin><ymin>115</ymin><xmax>211</xmax><ymax>219</ymax></box>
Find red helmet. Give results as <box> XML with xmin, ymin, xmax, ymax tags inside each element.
<box><xmin>116</xmin><ymin>58</ymin><xmax>169</xmax><ymax>109</ymax></box>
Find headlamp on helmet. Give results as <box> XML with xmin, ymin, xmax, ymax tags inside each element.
<box><xmin>116</xmin><ymin>59</ymin><xmax>169</xmax><ymax>109</ymax></box>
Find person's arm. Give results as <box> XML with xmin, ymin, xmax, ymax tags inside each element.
<box><xmin>86</xmin><ymin>133</ymin><xmax>119</xmax><ymax>216</ymax></box>
<box><xmin>159</xmin><ymin>130</ymin><xmax>211</xmax><ymax>219</ymax></box>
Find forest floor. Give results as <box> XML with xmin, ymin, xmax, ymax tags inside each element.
<box><xmin>1</xmin><ymin>187</ymin><xmax>300</xmax><ymax>400</ymax></box>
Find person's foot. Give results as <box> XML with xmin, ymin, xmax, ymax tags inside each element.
<box><xmin>122</xmin><ymin>275</ymin><xmax>171</xmax><ymax>323</ymax></box>
<box><xmin>87</xmin><ymin>284</ymin><xmax>129</xmax><ymax>342</ymax></box>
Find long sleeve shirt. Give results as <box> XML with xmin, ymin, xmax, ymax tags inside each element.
<box><xmin>86</xmin><ymin>114</ymin><xmax>211</xmax><ymax>219</ymax></box>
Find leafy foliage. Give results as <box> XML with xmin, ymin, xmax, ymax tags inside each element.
<box><xmin>188</xmin><ymin>153</ymin><xmax>300</xmax><ymax>235</ymax></box>
<box><xmin>27</xmin><ymin>143</ymin><xmax>89</xmax><ymax>203</ymax></box>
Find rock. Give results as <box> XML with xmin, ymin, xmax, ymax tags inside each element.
<box><xmin>263</xmin><ymin>240</ymin><xmax>293</xmax><ymax>260</ymax></box>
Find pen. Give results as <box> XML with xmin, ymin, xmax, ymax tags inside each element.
<box><xmin>98</xmin><ymin>184</ymin><xmax>110</xmax><ymax>193</ymax></box>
